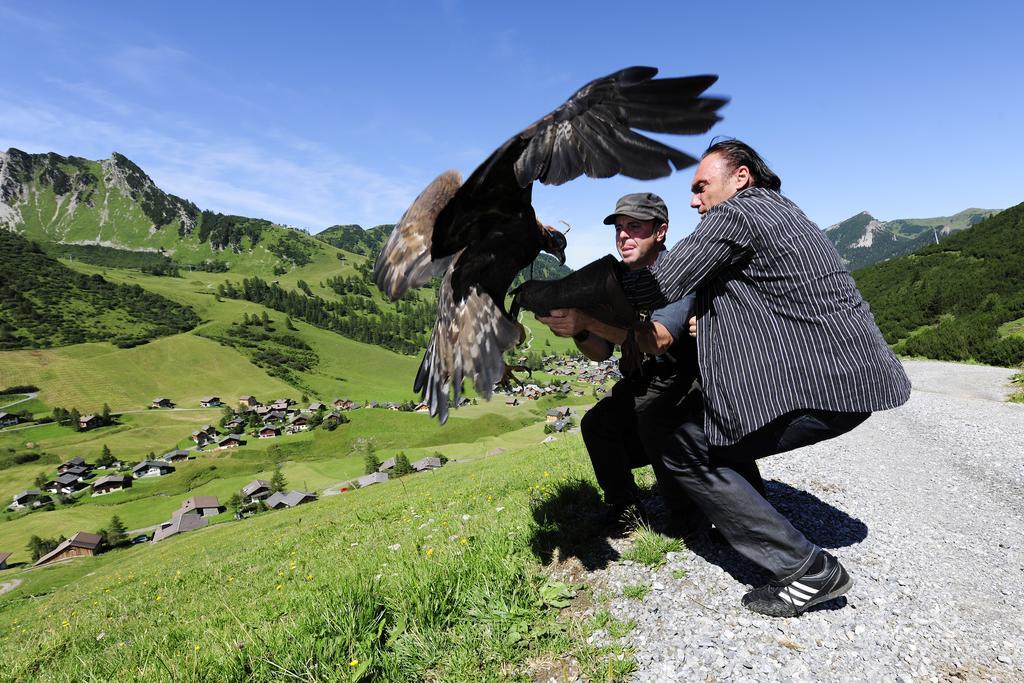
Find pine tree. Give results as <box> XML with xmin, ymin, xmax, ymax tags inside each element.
<box><xmin>270</xmin><ymin>466</ymin><xmax>287</xmax><ymax>493</ymax></box>
<box><xmin>393</xmin><ymin>453</ymin><xmax>413</xmax><ymax>478</ymax></box>
<box><xmin>34</xmin><ymin>471</ymin><xmax>48</xmax><ymax>489</ymax></box>
<box><xmin>100</xmin><ymin>403</ymin><xmax>112</xmax><ymax>426</ymax></box>
<box><xmin>97</xmin><ymin>444</ymin><xmax>115</xmax><ymax>468</ymax></box>
<box><xmin>107</xmin><ymin>515</ymin><xmax>127</xmax><ymax>547</ymax></box>
<box><xmin>68</xmin><ymin>407</ymin><xmax>81</xmax><ymax>431</ymax></box>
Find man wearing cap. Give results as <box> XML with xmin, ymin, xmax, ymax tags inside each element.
<box><xmin>536</xmin><ymin>192</ymin><xmax>763</xmax><ymax>528</ymax></box>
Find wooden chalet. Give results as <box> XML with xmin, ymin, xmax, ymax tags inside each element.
<box><xmin>241</xmin><ymin>479</ymin><xmax>272</xmax><ymax>502</ymax></box>
<box><xmin>57</xmin><ymin>456</ymin><xmax>87</xmax><ymax>474</ymax></box>
<box><xmin>34</xmin><ymin>532</ymin><xmax>103</xmax><ymax>567</ymax></box>
<box><xmin>162</xmin><ymin>449</ymin><xmax>190</xmax><ymax>462</ymax></box>
<box><xmin>285</xmin><ymin>415</ymin><xmax>309</xmax><ymax>433</ymax></box>
<box><xmin>217</xmin><ymin>434</ymin><xmax>244</xmax><ymax>448</ymax></box>
<box><xmin>199</xmin><ymin>396</ymin><xmax>222</xmax><ymax>407</ymax></box>
<box><xmin>9</xmin><ymin>489</ymin><xmax>48</xmax><ymax>510</ymax></box>
<box><xmin>151</xmin><ymin>513</ymin><xmax>207</xmax><ymax>543</ymax></box>
<box><xmin>133</xmin><ymin>460</ymin><xmax>175</xmax><ymax>478</ymax></box>
<box><xmin>92</xmin><ymin>475</ymin><xmax>132</xmax><ymax>496</ymax></box>
<box><xmin>0</xmin><ymin>551</ymin><xmax>11</xmax><ymax>569</ymax></box>
<box><xmin>78</xmin><ymin>414</ymin><xmax>102</xmax><ymax>430</ymax></box>
<box><xmin>356</xmin><ymin>472</ymin><xmax>388</xmax><ymax>488</ymax></box>
<box><xmin>412</xmin><ymin>456</ymin><xmax>445</xmax><ymax>472</ymax></box>
<box><xmin>151</xmin><ymin>397</ymin><xmax>174</xmax><ymax>409</ymax></box>
<box><xmin>179</xmin><ymin>496</ymin><xmax>224</xmax><ymax>517</ymax></box>
<box><xmin>0</xmin><ymin>411</ymin><xmax>19</xmax><ymax>427</ymax></box>
<box><xmin>238</xmin><ymin>395</ymin><xmax>259</xmax><ymax>410</ymax></box>
<box><xmin>258</xmin><ymin>426</ymin><xmax>280</xmax><ymax>439</ymax></box>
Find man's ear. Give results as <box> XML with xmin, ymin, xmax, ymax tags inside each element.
<box><xmin>655</xmin><ymin>222</ymin><xmax>668</xmax><ymax>243</ymax></box>
<box><xmin>733</xmin><ymin>165</ymin><xmax>752</xmax><ymax>190</ymax></box>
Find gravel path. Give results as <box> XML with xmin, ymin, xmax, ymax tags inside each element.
<box><xmin>570</xmin><ymin>360</ymin><xmax>1023</xmax><ymax>682</ymax></box>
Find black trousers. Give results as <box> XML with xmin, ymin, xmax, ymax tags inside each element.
<box><xmin>659</xmin><ymin>390</ymin><xmax>869</xmax><ymax>581</ymax></box>
<box><xmin>581</xmin><ymin>367</ymin><xmax>764</xmax><ymax>512</ymax></box>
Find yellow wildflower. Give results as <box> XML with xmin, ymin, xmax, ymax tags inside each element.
<box><xmin>349</xmin><ymin>658</ymin><xmax>359</xmax><ymax>667</ymax></box>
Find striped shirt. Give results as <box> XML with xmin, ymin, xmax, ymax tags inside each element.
<box><xmin>621</xmin><ymin>187</ymin><xmax>911</xmax><ymax>446</ymax></box>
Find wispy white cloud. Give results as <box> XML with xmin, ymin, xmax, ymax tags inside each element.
<box><xmin>103</xmin><ymin>45</ymin><xmax>191</xmax><ymax>89</ymax></box>
<box><xmin>0</xmin><ymin>91</ymin><xmax>420</xmax><ymax>230</ymax></box>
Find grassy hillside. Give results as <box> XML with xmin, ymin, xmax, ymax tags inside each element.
<box><xmin>0</xmin><ymin>437</ymin><xmax>645</xmax><ymax>681</ymax></box>
<box><xmin>854</xmin><ymin>201</ymin><xmax>1024</xmax><ymax>366</ymax></box>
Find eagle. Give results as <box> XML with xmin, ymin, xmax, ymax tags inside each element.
<box><xmin>373</xmin><ymin>66</ymin><xmax>726</xmax><ymax>423</ymax></box>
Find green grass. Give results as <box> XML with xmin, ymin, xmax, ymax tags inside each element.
<box><xmin>622</xmin><ymin>583</ymin><xmax>651</xmax><ymax>600</ymax></box>
<box><xmin>619</xmin><ymin>527</ymin><xmax>683</xmax><ymax>569</ymax></box>
<box><xmin>997</xmin><ymin>316</ymin><xmax>1024</xmax><ymax>338</ymax></box>
<box><xmin>0</xmin><ymin>437</ymin><xmax>639</xmax><ymax>681</ymax></box>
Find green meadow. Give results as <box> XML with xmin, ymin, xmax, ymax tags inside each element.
<box><xmin>0</xmin><ymin>437</ymin><xmax>648</xmax><ymax>681</ymax></box>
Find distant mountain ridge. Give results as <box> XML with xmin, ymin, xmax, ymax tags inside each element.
<box><xmin>824</xmin><ymin>207</ymin><xmax>999</xmax><ymax>271</ymax></box>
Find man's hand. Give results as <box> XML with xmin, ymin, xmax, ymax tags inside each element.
<box><xmin>537</xmin><ymin>309</ymin><xmax>589</xmax><ymax>337</ymax></box>
<box><xmin>688</xmin><ymin>315</ymin><xmax>697</xmax><ymax>338</ymax></box>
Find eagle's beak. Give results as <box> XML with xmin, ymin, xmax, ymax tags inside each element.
<box><xmin>543</xmin><ymin>225</ymin><xmax>568</xmax><ymax>265</ymax></box>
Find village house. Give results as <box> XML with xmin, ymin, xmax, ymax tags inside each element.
<box><xmin>549</xmin><ymin>419</ymin><xmax>571</xmax><ymax>433</ymax></box>
<box><xmin>308</xmin><ymin>402</ymin><xmax>325</xmax><ymax>412</ymax></box>
<box><xmin>92</xmin><ymin>475</ymin><xmax>132</xmax><ymax>496</ymax></box>
<box><xmin>265</xmin><ymin>491</ymin><xmax>317</xmax><ymax>510</ymax></box>
<box><xmin>217</xmin><ymin>434</ymin><xmax>244</xmax><ymax>448</ymax></box>
<box><xmin>191</xmin><ymin>430</ymin><xmax>213</xmax><ymax>446</ymax></box>
<box><xmin>34</xmin><ymin>532</ymin><xmax>103</xmax><ymax>567</ymax></box>
<box><xmin>180</xmin><ymin>496</ymin><xmax>224</xmax><ymax>517</ymax></box>
<box><xmin>377</xmin><ymin>457</ymin><xmax>396</xmax><ymax>473</ymax></box>
<box><xmin>238</xmin><ymin>395</ymin><xmax>259</xmax><ymax>410</ymax></box>
<box><xmin>412</xmin><ymin>456</ymin><xmax>445</xmax><ymax>472</ymax></box>
<box><xmin>0</xmin><ymin>411</ymin><xmax>19</xmax><ymax>427</ymax></box>
<box><xmin>0</xmin><ymin>551</ymin><xmax>11</xmax><ymax>569</ymax></box>
<box><xmin>151</xmin><ymin>513</ymin><xmax>207</xmax><ymax>543</ymax></box>
<box><xmin>46</xmin><ymin>473</ymin><xmax>86</xmax><ymax>495</ymax></box>
<box><xmin>223</xmin><ymin>417</ymin><xmax>246</xmax><ymax>432</ymax></box>
<box><xmin>199</xmin><ymin>396</ymin><xmax>222</xmax><ymax>407</ymax></box>
<box><xmin>545</xmin><ymin>406</ymin><xmax>573</xmax><ymax>423</ymax></box>
<box><xmin>285</xmin><ymin>415</ymin><xmax>309</xmax><ymax>433</ymax></box>
<box><xmin>57</xmin><ymin>456</ymin><xmax>88</xmax><ymax>474</ymax></box>
<box><xmin>258</xmin><ymin>426</ymin><xmax>280</xmax><ymax>439</ymax></box>
<box><xmin>133</xmin><ymin>460</ymin><xmax>175</xmax><ymax>478</ymax></box>
<box><xmin>356</xmin><ymin>472</ymin><xmax>389</xmax><ymax>488</ymax></box>
<box><xmin>62</xmin><ymin>465</ymin><xmax>91</xmax><ymax>481</ymax></box>
<box><xmin>78</xmin><ymin>414</ymin><xmax>102</xmax><ymax>431</ymax></box>
<box><xmin>254</xmin><ymin>405</ymin><xmax>272</xmax><ymax>416</ymax></box>
<box><xmin>9</xmin><ymin>490</ymin><xmax>49</xmax><ymax>510</ymax></box>
<box><xmin>151</xmin><ymin>398</ymin><xmax>174</xmax><ymax>409</ymax></box>
<box><xmin>162</xmin><ymin>449</ymin><xmax>190</xmax><ymax>463</ymax></box>
<box><xmin>241</xmin><ymin>479</ymin><xmax>272</xmax><ymax>502</ymax></box>
<box><xmin>269</xmin><ymin>399</ymin><xmax>292</xmax><ymax>411</ymax></box>
<box><xmin>262</xmin><ymin>410</ymin><xmax>287</xmax><ymax>424</ymax></box>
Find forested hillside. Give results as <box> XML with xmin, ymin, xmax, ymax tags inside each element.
<box><xmin>314</xmin><ymin>223</ymin><xmax>394</xmax><ymax>256</ymax></box>
<box><xmin>0</xmin><ymin>230</ymin><xmax>199</xmax><ymax>349</ymax></box>
<box><xmin>853</xmin><ymin>202</ymin><xmax>1024</xmax><ymax>366</ymax></box>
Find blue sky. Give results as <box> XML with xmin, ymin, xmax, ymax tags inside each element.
<box><xmin>2</xmin><ymin>1</ymin><xmax>1021</xmax><ymax>267</ymax></box>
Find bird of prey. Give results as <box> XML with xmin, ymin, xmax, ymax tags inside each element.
<box><xmin>373</xmin><ymin>66</ymin><xmax>726</xmax><ymax>423</ymax></box>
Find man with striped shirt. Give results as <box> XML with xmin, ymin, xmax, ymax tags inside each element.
<box><xmin>514</xmin><ymin>140</ymin><xmax>911</xmax><ymax>616</ymax></box>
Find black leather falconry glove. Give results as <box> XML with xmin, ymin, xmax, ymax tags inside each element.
<box><xmin>510</xmin><ymin>255</ymin><xmax>637</xmax><ymax>328</ymax></box>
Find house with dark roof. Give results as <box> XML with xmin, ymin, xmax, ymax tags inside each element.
<box><xmin>377</xmin><ymin>457</ymin><xmax>396</xmax><ymax>473</ymax></box>
<box><xmin>241</xmin><ymin>479</ymin><xmax>272</xmax><ymax>502</ymax></box>
<box><xmin>265</xmin><ymin>491</ymin><xmax>317</xmax><ymax>510</ymax></box>
<box><xmin>162</xmin><ymin>449</ymin><xmax>190</xmax><ymax>463</ymax></box>
<box><xmin>78</xmin><ymin>414</ymin><xmax>102</xmax><ymax>431</ymax></box>
<box><xmin>46</xmin><ymin>473</ymin><xmax>85</xmax><ymax>495</ymax></box>
<box><xmin>308</xmin><ymin>402</ymin><xmax>325</xmax><ymax>412</ymax></box>
<box><xmin>92</xmin><ymin>475</ymin><xmax>132</xmax><ymax>496</ymax></box>
<box><xmin>63</xmin><ymin>465</ymin><xmax>91</xmax><ymax>480</ymax></box>
<box><xmin>151</xmin><ymin>397</ymin><xmax>174</xmax><ymax>408</ymax></box>
<box><xmin>223</xmin><ymin>417</ymin><xmax>246</xmax><ymax>432</ymax></box>
<box><xmin>133</xmin><ymin>461</ymin><xmax>175</xmax><ymax>478</ymax></box>
<box><xmin>262</xmin><ymin>410</ymin><xmax>287</xmax><ymax>424</ymax></box>
<box><xmin>217</xmin><ymin>434</ymin><xmax>244</xmax><ymax>448</ymax></box>
<box><xmin>199</xmin><ymin>396</ymin><xmax>222</xmax><ymax>407</ymax></box>
<box><xmin>285</xmin><ymin>415</ymin><xmax>309</xmax><ymax>433</ymax></box>
<box><xmin>34</xmin><ymin>532</ymin><xmax>103</xmax><ymax>566</ymax></box>
<box><xmin>57</xmin><ymin>456</ymin><xmax>87</xmax><ymax>474</ymax></box>
<box><xmin>180</xmin><ymin>496</ymin><xmax>224</xmax><ymax>517</ymax></box>
<box><xmin>0</xmin><ymin>551</ymin><xmax>12</xmax><ymax>569</ymax></box>
<box><xmin>191</xmin><ymin>430</ymin><xmax>213</xmax><ymax>446</ymax></box>
<box><xmin>9</xmin><ymin>490</ymin><xmax>45</xmax><ymax>510</ymax></box>
<box><xmin>238</xmin><ymin>395</ymin><xmax>258</xmax><ymax>410</ymax></box>
<box><xmin>258</xmin><ymin>426</ymin><xmax>280</xmax><ymax>439</ymax></box>
<box><xmin>0</xmin><ymin>412</ymin><xmax>19</xmax><ymax>427</ymax></box>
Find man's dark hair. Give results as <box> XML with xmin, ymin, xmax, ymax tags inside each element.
<box><xmin>703</xmin><ymin>138</ymin><xmax>782</xmax><ymax>191</ymax></box>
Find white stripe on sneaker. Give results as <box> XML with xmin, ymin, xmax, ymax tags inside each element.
<box><xmin>789</xmin><ymin>581</ymin><xmax>817</xmax><ymax>595</ymax></box>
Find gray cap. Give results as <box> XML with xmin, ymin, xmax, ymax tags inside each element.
<box><xmin>603</xmin><ymin>192</ymin><xmax>668</xmax><ymax>225</ymax></box>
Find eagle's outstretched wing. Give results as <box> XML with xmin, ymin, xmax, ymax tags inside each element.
<box><xmin>373</xmin><ymin>67</ymin><xmax>726</xmax><ymax>423</ymax></box>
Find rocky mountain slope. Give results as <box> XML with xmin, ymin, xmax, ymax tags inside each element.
<box><xmin>824</xmin><ymin>207</ymin><xmax>999</xmax><ymax>271</ymax></box>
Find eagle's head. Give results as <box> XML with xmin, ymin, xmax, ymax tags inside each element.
<box><xmin>539</xmin><ymin>224</ymin><xmax>567</xmax><ymax>265</ymax></box>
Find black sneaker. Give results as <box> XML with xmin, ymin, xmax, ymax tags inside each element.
<box><xmin>741</xmin><ymin>550</ymin><xmax>852</xmax><ymax>617</ymax></box>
